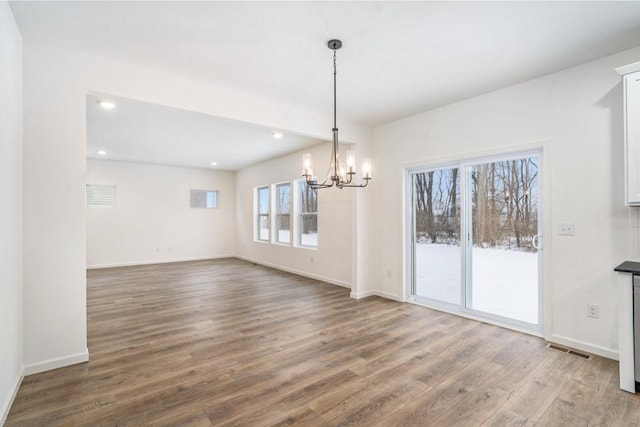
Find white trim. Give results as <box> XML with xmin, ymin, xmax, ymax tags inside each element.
<box><xmin>87</xmin><ymin>254</ymin><xmax>234</xmax><ymax>269</ymax></box>
<box><xmin>406</xmin><ymin>297</ymin><xmax>543</xmax><ymax>338</ymax></box>
<box><xmin>616</xmin><ymin>61</ymin><xmax>640</xmax><ymax>76</ymax></box>
<box><xmin>294</xmin><ymin>245</ymin><xmax>318</xmax><ymax>251</ymax></box>
<box><xmin>549</xmin><ymin>334</ymin><xmax>618</xmax><ymax>362</ymax></box>
<box><xmin>400</xmin><ymin>139</ymin><xmax>549</xmax><ymax>171</ymax></box>
<box><xmin>350</xmin><ymin>290</ymin><xmax>403</xmax><ymax>301</ymax></box>
<box><xmin>0</xmin><ymin>371</ymin><xmax>23</xmax><ymax>426</ymax></box>
<box><xmin>236</xmin><ymin>255</ymin><xmax>351</xmax><ymax>289</ymax></box>
<box><xmin>23</xmin><ymin>349</ymin><xmax>89</xmax><ymax>376</ymax></box>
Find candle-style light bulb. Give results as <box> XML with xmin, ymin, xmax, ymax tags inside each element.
<box><xmin>302</xmin><ymin>153</ymin><xmax>313</xmax><ymax>176</ymax></box>
<box><xmin>362</xmin><ymin>158</ymin><xmax>372</xmax><ymax>179</ymax></box>
<box><xmin>346</xmin><ymin>149</ymin><xmax>356</xmax><ymax>173</ymax></box>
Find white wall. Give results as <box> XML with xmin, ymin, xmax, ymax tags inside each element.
<box><xmin>0</xmin><ymin>1</ymin><xmax>23</xmax><ymax>423</ymax></box>
<box><xmin>235</xmin><ymin>144</ymin><xmax>353</xmax><ymax>287</ymax></box>
<box><xmin>87</xmin><ymin>159</ymin><xmax>235</xmax><ymax>268</ymax></box>
<box><xmin>369</xmin><ymin>45</ymin><xmax>640</xmax><ymax>358</ymax></box>
<box><xmin>21</xmin><ymin>42</ymin><xmax>372</xmax><ymax>372</ymax></box>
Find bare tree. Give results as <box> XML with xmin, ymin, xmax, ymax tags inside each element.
<box><xmin>300</xmin><ymin>184</ymin><xmax>317</xmax><ymax>234</ymax></box>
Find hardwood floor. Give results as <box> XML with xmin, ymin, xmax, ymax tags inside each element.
<box><xmin>6</xmin><ymin>258</ymin><xmax>640</xmax><ymax>426</ymax></box>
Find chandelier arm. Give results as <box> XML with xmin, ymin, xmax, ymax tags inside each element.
<box><xmin>342</xmin><ymin>173</ymin><xmax>354</xmax><ymax>185</ymax></box>
<box><xmin>304</xmin><ymin>175</ymin><xmax>334</xmax><ymax>189</ymax></box>
<box><xmin>339</xmin><ymin>178</ymin><xmax>371</xmax><ymax>188</ymax></box>
<box><xmin>311</xmin><ymin>182</ymin><xmax>334</xmax><ymax>189</ymax></box>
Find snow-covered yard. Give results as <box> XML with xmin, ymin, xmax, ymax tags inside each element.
<box><xmin>415</xmin><ymin>243</ymin><xmax>538</xmax><ymax>324</ymax></box>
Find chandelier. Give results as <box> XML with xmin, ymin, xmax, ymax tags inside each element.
<box><xmin>302</xmin><ymin>39</ymin><xmax>371</xmax><ymax>189</ymax></box>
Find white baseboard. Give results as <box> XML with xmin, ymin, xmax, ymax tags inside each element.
<box><xmin>235</xmin><ymin>255</ymin><xmax>351</xmax><ymax>289</ymax></box>
<box><xmin>549</xmin><ymin>334</ymin><xmax>618</xmax><ymax>361</ymax></box>
<box><xmin>0</xmin><ymin>370</ymin><xmax>23</xmax><ymax>426</ymax></box>
<box><xmin>87</xmin><ymin>255</ymin><xmax>234</xmax><ymax>270</ymax></box>
<box><xmin>350</xmin><ymin>290</ymin><xmax>403</xmax><ymax>302</ymax></box>
<box><xmin>23</xmin><ymin>349</ymin><xmax>89</xmax><ymax>376</ymax></box>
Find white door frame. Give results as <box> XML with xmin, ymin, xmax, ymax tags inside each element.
<box><xmin>404</xmin><ymin>145</ymin><xmax>546</xmax><ymax>337</ymax></box>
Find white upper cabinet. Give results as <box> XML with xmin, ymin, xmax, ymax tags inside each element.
<box><xmin>617</xmin><ymin>62</ymin><xmax>640</xmax><ymax>206</ymax></box>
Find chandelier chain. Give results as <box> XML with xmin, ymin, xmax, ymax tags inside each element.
<box><xmin>333</xmin><ymin>49</ymin><xmax>337</xmax><ymax>130</ymax></box>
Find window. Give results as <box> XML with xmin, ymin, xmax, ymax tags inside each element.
<box><xmin>190</xmin><ymin>189</ymin><xmax>218</xmax><ymax>209</ymax></box>
<box><xmin>257</xmin><ymin>186</ymin><xmax>270</xmax><ymax>241</ymax></box>
<box><xmin>86</xmin><ymin>184</ymin><xmax>116</xmax><ymax>208</ymax></box>
<box><xmin>297</xmin><ymin>180</ymin><xmax>318</xmax><ymax>247</ymax></box>
<box><xmin>275</xmin><ymin>183</ymin><xmax>291</xmax><ymax>244</ymax></box>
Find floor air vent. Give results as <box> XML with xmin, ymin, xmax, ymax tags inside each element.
<box><xmin>546</xmin><ymin>343</ymin><xmax>592</xmax><ymax>360</ymax></box>
<box><xmin>568</xmin><ymin>350</ymin><xmax>592</xmax><ymax>359</ymax></box>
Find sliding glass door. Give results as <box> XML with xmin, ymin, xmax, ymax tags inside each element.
<box><xmin>411</xmin><ymin>166</ymin><xmax>461</xmax><ymax>305</ymax></box>
<box><xmin>467</xmin><ymin>157</ymin><xmax>539</xmax><ymax>324</ymax></box>
<box><xmin>409</xmin><ymin>151</ymin><xmax>542</xmax><ymax>331</ymax></box>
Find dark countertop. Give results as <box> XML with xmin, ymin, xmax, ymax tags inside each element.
<box><xmin>614</xmin><ymin>261</ymin><xmax>640</xmax><ymax>274</ymax></box>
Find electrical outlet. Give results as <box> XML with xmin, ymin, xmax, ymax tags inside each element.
<box><xmin>559</xmin><ymin>223</ymin><xmax>575</xmax><ymax>236</ymax></box>
<box><xmin>386</xmin><ymin>269</ymin><xmax>391</xmax><ymax>278</ymax></box>
<box><xmin>587</xmin><ymin>304</ymin><xmax>599</xmax><ymax>319</ymax></box>
<box><xmin>310</xmin><ymin>256</ymin><xmax>314</xmax><ymax>264</ymax></box>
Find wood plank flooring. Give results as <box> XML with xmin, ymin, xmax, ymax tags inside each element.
<box><xmin>6</xmin><ymin>258</ymin><xmax>640</xmax><ymax>426</ymax></box>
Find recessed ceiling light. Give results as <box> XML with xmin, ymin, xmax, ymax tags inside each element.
<box><xmin>272</xmin><ymin>132</ymin><xmax>283</xmax><ymax>139</ymax></box>
<box><xmin>97</xmin><ymin>150</ymin><xmax>107</xmax><ymax>156</ymax></box>
<box><xmin>98</xmin><ymin>100</ymin><xmax>116</xmax><ymax>110</ymax></box>
<box><xmin>210</xmin><ymin>161</ymin><xmax>217</xmax><ymax>166</ymax></box>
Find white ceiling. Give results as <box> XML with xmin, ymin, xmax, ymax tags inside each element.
<box><xmin>11</xmin><ymin>1</ymin><xmax>640</xmax><ymax>127</ymax></box>
<box><xmin>86</xmin><ymin>94</ymin><xmax>325</xmax><ymax>170</ymax></box>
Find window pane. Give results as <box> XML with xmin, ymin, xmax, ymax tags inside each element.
<box><xmin>277</xmin><ymin>184</ymin><xmax>290</xmax><ymax>214</ymax></box>
<box><xmin>257</xmin><ymin>186</ymin><xmax>270</xmax><ymax>241</ymax></box>
<box><xmin>275</xmin><ymin>183</ymin><xmax>291</xmax><ymax>244</ymax></box>
<box><xmin>297</xmin><ymin>181</ymin><xmax>318</xmax><ymax>247</ymax></box>
<box><xmin>299</xmin><ymin>182</ymin><xmax>317</xmax><ymax>214</ymax></box>
<box><xmin>258</xmin><ymin>187</ymin><xmax>269</xmax><ymax>214</ymax></box>
<box><xmin>206</xmin><ymin>191</ymin><xmax>217</xmax><ymax>208</ymax></box>
<box><xmin>413</xmin><ymin>168</ymin><xmax>461</xmax><ymax>304</ymax></box>
<box><xmin>468</xmin><ymin>157</ymin><xmax>539</xmax><ymax>324</ymax></box>
<box><xmin>300</xmin><ymin>213</ymin><xmax>317</xmax><ymax>247</ymax></box>
<box><xmin>259</xmin><ymin>214</ymin><xmax>269</xmax><ymax>240</ymax></box>
<box><xmin>276</xmin><ymin>213</ymin><xmax>290</xmax><ymax>243</ymax></box>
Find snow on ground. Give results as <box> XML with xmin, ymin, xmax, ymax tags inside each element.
<box><xmin>277</xmin><ymin>230</ymin><xmax>291</xmax><ymax>244</ymax></box>
<box><xmin>301</xmin><ymin>233</ymin><xmax>317</xmax><ymax>247</ymax></box>
<box><xmin>415</xmin><ymin>244</ymin><xmax>538</xmax><ymax>324</ymax></box>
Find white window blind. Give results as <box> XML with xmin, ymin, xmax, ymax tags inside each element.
<box><xmin>86</xmin><ymin>184</ymin><xmax>116</xmax><ymax>208</ymax></box>
<box><xmin>190</xmin><ymin>190</ymin><xmax>218</xmax><ymax>209</ymax></box>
